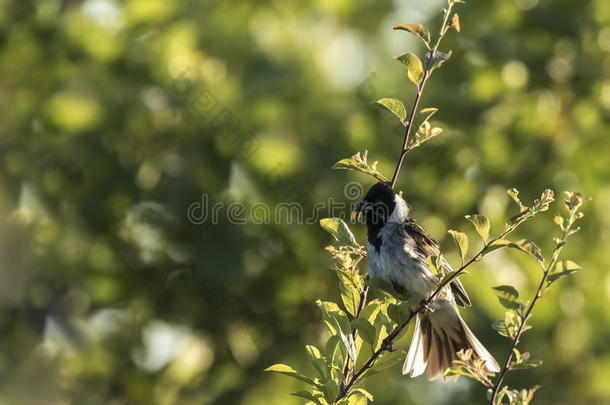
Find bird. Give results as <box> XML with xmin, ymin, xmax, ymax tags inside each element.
<box><xmin>353</xmin><ymin>181</ymin><xmax>499</xmax><ymax>381</ymax></box>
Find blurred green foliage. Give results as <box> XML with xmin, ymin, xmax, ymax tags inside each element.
<box><xmin>0</xmin><ymin>0</ymin><xmax>609</xmax><ymax>404</ymax></box>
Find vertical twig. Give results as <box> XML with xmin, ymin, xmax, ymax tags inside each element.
<box><xmin>390</xmin><ymin>0</ymin><xmax>457</xmax><ymax>188</ymax></box>
<box><xmin>489</xmin><ymin>208</ymin><xmax>579</xmax><ymax>404</ymax></box>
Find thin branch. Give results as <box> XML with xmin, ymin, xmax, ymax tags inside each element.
<box><xmin>489</xmin><ymin>211</ymin><xmax>577</xmax><ymax>405</ymax></box>
<box><xmin>390</xmin><ymin>0</ymin><xmax>457</xmax><ymax>188</ymax></box>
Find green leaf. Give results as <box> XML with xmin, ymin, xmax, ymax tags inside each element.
<box><xmin>439</xmin><ymin>268</ymin><xmax>467</xmax><ymax>288</ymax></box>
<box><xmin>387</xmin><ymin>301</ymin><xmax>412</xmax><ymax>325</ymax></box>
<box><xmin>448</xmin><ymin>230</ymin><xmax>468</xmax><ymax>261</ymax></box>
<box><xmin>372</xmin><ymin>349</ymin><xmax>406</xmax><ymax>371</ymax></box>
<box><xmin>411</xmin><ymin>107</ymin><xmax>438</xmax><ymax>134</ymax></box>
<box><xmin>325</xmin><ymin>335</ymin><xmax>344</xmax><ymax>370</ymax></box>
<box><xmin>291</xmin><ymin>391</ymin><xmax>324</xmax><ymax>405</ymax></box>
<box><xmin>359</xmin><ymin>299</ymin><xmax>382</xmax><ymax>325</ymax></box>
<box><xmin>317</xmin><ymin>301</ymin><xmax>356</xmax><ymax>362</ymax></box>
<box><xmin>351</xmin><ymin>388</ymin><xmax>374</xmax><ymax>401</ymax></box>
<box><xmin>336</xmin><ymin>270</ymin><xmax>362</xmax><ymax>317</ymax></box>
<box><xmin>321</xmin><ymin>379</ymin><xmax>340</xmax><ymax>404</ymax></box>
<box><xmin>491</xmin><ymin>311</ymin><xmax>519</xmax><ymax>338</ymax></box>
<box><xmin>507</xmin><ymin>188</ymin><xmax>527</xmax><ymax>211</ymax></box>
<box><xmin>547</xmin><ymin>259</ymin><xmax>581</xmax><ymax>284</ymax></box>
<box><xmin>426</xmin><ymin>255</ymin><xmax>444</xmax><ymax>278</ymax></box>
<box><xmin>465</xmin><ymin>214</ymin><xmax>490</xmax><ymax>242</ymax></box>
<box><xmin>491</xmin><ymin>285</ymin><xmax>521</xmax><ymax>310</ymax></box>
<box><xmin>510</xmin><ymin>349</ymin><xmax>542</xmax><ymax>370</ymax></box>
<box><xmin>444</xmin><ymin>365</ymin><xmax>476</xmax><ymax>380</ymax></box>
<box><xmin>265</xmin><ymin>364</ymin><xmax>317</xmax><ymax>386</ymax></box>
<box><xmin>409</xmin><ymin>121</ymin><xmax>443</xmax><ymax>150</ymax></box>
<box><xmin>375</xmin><ymin>98</ymin><xmax>406</xmax><ymax>122</ymax></box>
<box><xmin>305</xmin><ymin>345</ymin><xmax>329</xmax><ymax>381</ymax></box>
<box><xmin>428</xmin><ymin>50</ymin><xmax>452</xmax><ymax>70</ymax></box>
<box><xmin>394</xmin><ymin>53</ymin><xmax>424</xmax><ymax>84</ymax></box>
<box><xmin>332</xmin><ymin>151</ymin><xmax>388</xmax><ymax>182</ymax></box>
<box><xmin>317</xmin><ymin>301</ymin><xmax>350</xmax><ymax>334</ymax></box>
<box><xmin>320</xmin><ymin>218</ymin><xmax>358</xmax><ymax>248</ymax></box>
<box><xmin>487</xmin><ymin>239</ymin><xmax>544</xmax><ymax>263</ymax></box>
<box><xmin>393</xmin><ymin>23</ymin><xmax>431</xmax><ymax>43</ymax></box>
<box><xmin>337</xmin><ymin>391</ymin><xmax>369</xmax><ymax>405</ymax></box>
<box><xmin>351</xmin><ymin>318</ymin><xmax>376</xmax><ymax>347</ymax></box>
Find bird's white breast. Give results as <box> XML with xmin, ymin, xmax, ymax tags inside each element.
<box><xmin>366</xmin><ymin>222</ymin><xmax>437</xmax><ymax>303</ymax></box>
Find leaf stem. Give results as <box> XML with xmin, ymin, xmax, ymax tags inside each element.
<box><xmin>390</xmin><ymin>0</ymin><xmax>456</xmax><ymax>188</ymax></box>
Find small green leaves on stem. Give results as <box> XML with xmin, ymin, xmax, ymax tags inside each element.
<box><xmin>444</xmin><ymin>349</ymin><xmax>495</xmax><ymax>388</ymax></box>
<box><xmin>375</xmin><ymin>98</ymin><xmax>407</xmax><ymax>123</ymax></box>
<box><xmin>393</xmin><ymin>23</ymin><xmax>431</xmax><ymax>46</ymax></box>
<box><xmin>492</xmin><ymin>311</ymin><xmax>523</xmax><ymax>339</ymax></box>
<box><xmin>509</xmin><ymin>348</ymin><xmax>542</xmax><ymax>370</ymax></box>
<box><xmin>332</xmin><ymin>151</ymin><xmax>389</xmax><ymax>183</ymax></box>
<box><xmin>489</xmin><ymin>191</ymin><xmax>588</xmax><ymax>405</ymax></box>
<box><xmin>409</xmin><ymin>121</ymin><xmax>443</xmax><ymax>150</ymax></box>
<box><xmin>394</xmin><ymin>53</ymin><xmax>424</xmax><ymax>85</ymax></box>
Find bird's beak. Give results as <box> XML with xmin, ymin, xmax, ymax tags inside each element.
<box><xmin>351</xmin><ymin>201</ymin><xmax>369</xmax><ymax>223</ymax></box>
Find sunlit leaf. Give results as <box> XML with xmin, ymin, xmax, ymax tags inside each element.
<box><xmin>374</xmin><ymin>98</ymin><xmax>406</xmax><ymax>122</ymax></box>
<box><xmin>394</xmin><ymin>52</ymin><xmax>424</xmax><ymax>84</ymax></box>
<box><xmin>448</xmin><ymin>230</ymin><xmax>468</xmax><ymax>260</ymax></box>
<box><xmin>507</xmin><ymin>188</ymin><xmax>527</xmax><ymax>211</ymax></box>
<box><xmin>320</xmin><ymin>218</ymin><xmax>359</xmax><ymax>248</ymax></box>
<box><xmin>393</xmin><ymin>23</ymin><xmax>431</xmax><ymax>43</ymax></box>
<box><xmin>336</xmin><ymin>270</ymin><xmax>362</xmax><ymax>317</ymax></box>
<box><xmin>487</xmin><ymin>239</ymin><xmax>544</xmax><ymax>263</ymax></box>
<box><xmin>450</xmin><ymin>13</ymin><xmax>461</xmax><ymax>32</ymax></box>
<box><xmin>411</xmin><ymin>107</ymin><xmax>438</xmax><ymax>134</ymax></box>
<box><xmin>305</xmin><ymin>345</ymin><xmax>329</xmax><ymax>381</ymax></box>
<box><xmin>265</xmin><ymin>364</ymin><xmax>317</xmax><ymax>386</ymax></box>
<box><xmin>332</xmin><ymin>151</ymin><xmax>389</xmax><ymax>182</ymax></box>
<box><xmin>409</xmin><ymin>120</ymin><xmax>443</xmax><ymax>150</ymax></box>
<box><xmin>547</xmin><ymin>259</ymin><xmax>581</xmax><ymax>284</ymax></box>
<box><xmin>465</xmin><ymin>214</ymin><xmax>490</xmax><ymax>242</ymax></box>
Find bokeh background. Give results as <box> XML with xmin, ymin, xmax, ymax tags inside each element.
<box><xmin>1</xmin><ymin>0</ymin><xmax>609</xmax><ymax>404</ymax></box>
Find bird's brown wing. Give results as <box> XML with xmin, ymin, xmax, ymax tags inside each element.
<box><xmin>403</xmin><ymin>218</ymin><xmax>471</xmax><ymax>307</ymax></box>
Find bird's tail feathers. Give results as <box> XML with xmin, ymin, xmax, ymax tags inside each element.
<box><xmin>403</xmin><ymin>307</ymin><xmax>500</xmax><ymax>381</ymax></box>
